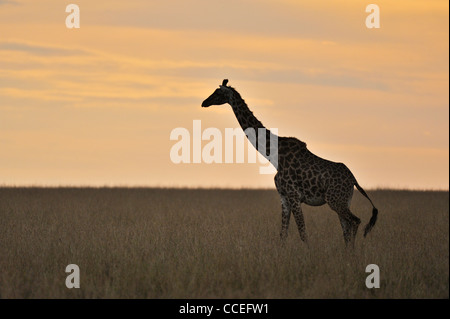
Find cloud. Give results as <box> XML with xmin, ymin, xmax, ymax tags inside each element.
<box><xmin>0</xmin><ymin>0</ymin><xmax>19</xmax><ymax>5</ymax></box>
<box><xmin>0</xmin><ymin>41</ymin><xmax>89</xmax><ymax>56</ymax></box>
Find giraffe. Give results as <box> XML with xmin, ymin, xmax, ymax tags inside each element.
<box><xmin>201</xmin><ymin>79</ymin><xmax>378</xmax><ymax>246</ymax></box>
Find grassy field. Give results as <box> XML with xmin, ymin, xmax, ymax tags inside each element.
<box><xmin>0</xmin><ymin>187</ymin><xmax>448</xmax><ymax>298</ymax></box>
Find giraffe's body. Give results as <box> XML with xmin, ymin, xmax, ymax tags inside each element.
<box><xmin>202</xmin><ymin>79</ymin><xmax>378</xmax><ymax>246</ymax></box>
<box><xmin>277</xmin><ymin>137</ymin><xmax>351</xmax><ymax>208</ymax></box>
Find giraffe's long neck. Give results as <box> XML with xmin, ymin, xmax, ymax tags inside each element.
<box><xmin>228</xmin><ymin>88</ymin><xmax>278</xmax><ymax>164</ymax></box>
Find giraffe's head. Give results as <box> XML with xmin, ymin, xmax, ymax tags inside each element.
<box><xmin>201</xmin><ymin>79</ymin><xmax>232</xmax><ymax>107</ymax></box>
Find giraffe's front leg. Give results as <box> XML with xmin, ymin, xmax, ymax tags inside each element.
<box><xmin>280</xmin><ymin>196</ymin><xmax>291</xmax><ymax>241</ymax></box>
<box><xmin>289</xmin><ymin>198</ymin><xmax>308</xmax><ymax>243</ymax></box>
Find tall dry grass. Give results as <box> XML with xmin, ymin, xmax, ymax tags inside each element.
<box><xmin>0</xmin><ymin>188</ymin><xmax>448</xmax><ymax>298</ymax></box>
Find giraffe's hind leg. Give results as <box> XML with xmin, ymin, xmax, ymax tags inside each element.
<box><xmin>336</xmin><ymin>208</ymin><xmax>361</xmax><ymax>246</ymax></box>
<box><xmin>327</xmin><ymin>187</ymin><xmax>361</xmax><ymax>246</ymax></box>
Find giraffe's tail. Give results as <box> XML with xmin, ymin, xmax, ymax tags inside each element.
<box><xmin>354</xmin><ymin>181</ymin><xmax>378</xmax><ymax>237</ymax></box>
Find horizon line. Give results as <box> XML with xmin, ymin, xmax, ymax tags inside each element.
<box><xmin>0</xmin><ymin>184</ymin><xmax>448</xmax><ymax>192</ymax></box>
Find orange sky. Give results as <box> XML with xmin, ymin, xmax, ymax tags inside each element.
<box><xmin>0</xmin><ymin>0</ymin><xmax>448</xmax><ymax>189</ymax></box>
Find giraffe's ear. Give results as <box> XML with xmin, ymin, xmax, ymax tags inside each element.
<box><xmin>222</xmin><ymin>79</ymin><xmax>229</xmax><ymax>87</ymax></box>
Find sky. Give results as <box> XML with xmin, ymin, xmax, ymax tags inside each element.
<box><xmin>0</xmin><ymin>0</ymin><xmax>448</xmax><ymax>189</ymax></box>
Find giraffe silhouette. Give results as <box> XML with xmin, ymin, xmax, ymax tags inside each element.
<box><xmin>201</xmin><ymin>79</ymin><xmax>378</xmax><ymax>246</ymax></box>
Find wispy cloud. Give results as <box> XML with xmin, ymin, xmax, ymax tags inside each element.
<box><xmin>0</xmin><ymin>41</ymin><xmax>88</xmax><ymax>56</ymax></box>
<box><xmin>0</xmin><ymin>0</ymin><xmax>19</xmax><ymax>5</ymax></box>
